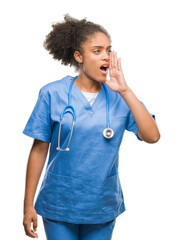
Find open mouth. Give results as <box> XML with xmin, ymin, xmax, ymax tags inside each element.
<box><xmin>100</xmin><ymin>65</ymin><xmax>109</xmax><ymax>75</ymax></box>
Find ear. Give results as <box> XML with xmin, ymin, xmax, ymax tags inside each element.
<box><xmin>74</xmin><ymin>50</ymin><xmax>83</xmax><ymax>64</ymax></box>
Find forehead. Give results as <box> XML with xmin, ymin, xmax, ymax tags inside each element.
<box><xmin>83</xmin><ymin>32</ymin><xmax>111</xmax><ymax>48</ymax></box>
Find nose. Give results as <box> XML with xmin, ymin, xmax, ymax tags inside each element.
<box><xmin>102</xmin><ymin>50</ymin><xmax>110</xmax><ymax>61</ymax></box>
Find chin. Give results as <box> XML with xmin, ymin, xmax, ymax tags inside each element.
<box><xmin>94</xmin><ymin>73</ymin><xmax>106</xmax><ymax>81</ymax></box>
<box><xmin>86</xmin><ymin>72</ymin><xmax>107</xmax><ymax>83</ymax></box>
<box><xmin>98</xmin><ymin>76</ymin><xmax>107</xmax><ymax>83</ymax></box>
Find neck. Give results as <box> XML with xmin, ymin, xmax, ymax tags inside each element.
<box><xmin>73</xmin><ymin>72</ymin><xmax>102</xmax><ymax>93</ymax></box>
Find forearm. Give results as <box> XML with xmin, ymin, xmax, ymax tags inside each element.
<box><xmin>24</xmin><ymin>140</ymin><xmax>49</xmax><ymax>211</ymax></box>
<box><xmin>119</xmin><ymin>87</ymin><xmax>160</xmax><ymax>143</ymax></box>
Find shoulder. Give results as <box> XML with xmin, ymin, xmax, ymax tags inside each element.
<box><xmin>39</xmin><ymin>75</ymin><xmax>71</xmax><ymax>99</ymax></box>
<box><xmin>40</xmin><ymin>75</ymin><xmax>71</xmax><ymax>92</ymax></box>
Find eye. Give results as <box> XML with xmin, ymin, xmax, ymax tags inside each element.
<box><xmin>108</xmin><ymin>49</ymin><xmax>112</xmax><ymax>54</ymax></box>
<box><xmin>94</xmin><ymin>50</ymin><xmax>100</xmax><ymax>53</ymax></box>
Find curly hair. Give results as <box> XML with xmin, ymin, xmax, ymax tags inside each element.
<box><xmin>43</xmin><ymin>13</ymin><xmax>111</xmax><ymax>72</ymax></box>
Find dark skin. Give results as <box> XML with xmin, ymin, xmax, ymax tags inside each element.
<box><xmin>74</xmin><ymin>32</ymin><xmax>160</xmax><ymax>142</ymax></box>
<box><xmin>23</xmin><ymin>139</ymin><xmax>49</xmax><ymax>238</ymax></box>
<box><xmin>23</xmin><ymin>31</ymin><xmax>160</xmax><ymax>238</ymax></box>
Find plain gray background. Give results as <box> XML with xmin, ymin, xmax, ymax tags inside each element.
<box><xmin>0</xmin><ymin>0</ymin><xmax>182</xmax><ymax>239</ymax></box>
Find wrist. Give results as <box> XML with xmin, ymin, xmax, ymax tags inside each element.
<box><xmin>118</xmin><ymin>86</ymin><xmax>132</xmax><ymax>97</ymax></box>
<box><xmin>24</xmin><ymin>204</ymin><xmax>34</xmax><ymax>215</ymax></box>
<box><xmin>24</xmin><ymin>198</ymin><xmax>34</xmax><ymax>208</ymax></box>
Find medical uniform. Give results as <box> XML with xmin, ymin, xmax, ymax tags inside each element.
<box><xmin>23</xmin><ymin>75</ymin><xmax>156</xmax><ymax>225</ymax></box>
<box><xmin>80</xmin><ymin>90</ymin><xmax>99</xmax><ymax>106</ymax></box>
<box><xmin>42</xmin><ymin>216</ymin><xmax>116</xmax><ymax>240</ymax></box>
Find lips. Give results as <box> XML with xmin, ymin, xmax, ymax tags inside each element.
<box><xmin>100</xmin><ymin>64</ymin><xmax>109</xmax><ymax>75</ymax></box>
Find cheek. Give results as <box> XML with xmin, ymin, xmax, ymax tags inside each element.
<box><xmin>83</xmin><ymin>58</ymin><xmax>99</xmax><ymax>76</ymax></box>
<box><xmin>84</xmin><ymin>55</ymin><xmax>98</xmax><ymax>70</ymax></box>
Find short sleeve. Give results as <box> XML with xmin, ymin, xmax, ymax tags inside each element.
<box><xmin>22</xmin><ymin>88</ymin><xmax>51</xmax><ymax>143</ymax></box>
<box><xmin>126</xmin><ymin>101</ymin><xmax>156</xmax><ymax>141</ymax></box>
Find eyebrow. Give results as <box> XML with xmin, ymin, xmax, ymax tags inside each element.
<box><xmin>91</xmin><ymin>45</ymin><xmax>112</xmax><ymax>49</ymax></box>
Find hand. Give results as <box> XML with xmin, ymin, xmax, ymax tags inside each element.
<box><xmin>23</xmin><ymin>206</ymin><xmax>38</xmax><ymax>238</ymax></box>
<box><xmin>104</xmin><ymin>50</ymin><xmax>130</xmax><ymax>94</ymax></box>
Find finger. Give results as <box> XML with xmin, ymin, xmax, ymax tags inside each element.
<box><xmin>109</xmin><ymin>51</ymin><xmax>112</xmax><ymax>70</ymax></box>
<box><xmin>117</xmin><ymin>57</ymin><xmax>122</xmax><ymax>71</ymax></box>
<box><xmin>111</xmin><ymin>51</ymin><xmax>115</xmax><ymax>69</ymax></box>
<box><xmin>24</xmin><ymin>221</ymin><xmax>38</xmax><ymax>238</ymax></box>
<box><xmin>33</xmin><ymin>216</ymin><xmax>38</xmax><ymax>232</ymax></box>
<box><xmin>31</xmin><ymin>229</ymin><xmax>38</xmax><ymax>238</ymax></box>
<box><xmin>110</xmin><ymin>50</ymin><xmax>114</xmax><ymax>69</ymax></box>
<box><xmin>113</xmin><ymin>51</ymin><xmax>117</xmax><ymax>69</ymax></box>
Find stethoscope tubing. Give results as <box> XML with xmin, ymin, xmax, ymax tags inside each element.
<box><xmin>57</xmin><ymin>75</ymin><xmax>113</xmax><ymax>151</ymax></box>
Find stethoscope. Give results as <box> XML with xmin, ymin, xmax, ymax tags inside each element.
<box><xmin>56</xmin><ymin>75</ymin><xmax>114</xmax><ymax>151</ymax></box>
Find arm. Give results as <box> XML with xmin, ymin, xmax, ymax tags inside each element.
<box><xmin>23</xmin><ymin>139</ymin><xmax>49</xmax><ymax>238</ymax></box>
<box><xmin>120</xmin><ymin>87</ymin><xmax>160</xmax><ymax>143</ymax></box>
<box><xmin>104</xmin><ymin>50</ymin><xmax>160</xmax><ymax>143</ymax></box>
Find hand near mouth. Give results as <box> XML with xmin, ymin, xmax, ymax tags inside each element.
<box><xmin>104</xmin><ymin>50</ymin><xmax>130</xmax><ymax>94</ymax></box>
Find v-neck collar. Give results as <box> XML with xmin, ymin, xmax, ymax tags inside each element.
<box><xmin>67</xmin><ymin>75</ymin><xmax>104</xmax><ymax>118</ymax></box>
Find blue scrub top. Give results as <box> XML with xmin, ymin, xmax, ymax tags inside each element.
<box><xmin>23</xmin><ymin>75</ymin><xmax>156</xmax><ymax>224</ymax></box>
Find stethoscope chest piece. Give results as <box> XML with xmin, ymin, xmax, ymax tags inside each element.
<box><xmin>103</xmin><ymin>127</ymin><xmax>114</xmax><ymax>139</ymax></box>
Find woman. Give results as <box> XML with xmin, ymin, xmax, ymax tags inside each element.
<box><xmin>23</xmin><ymin>14</ymin><xmax>160</xmax><ymax>239</ymax></box>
